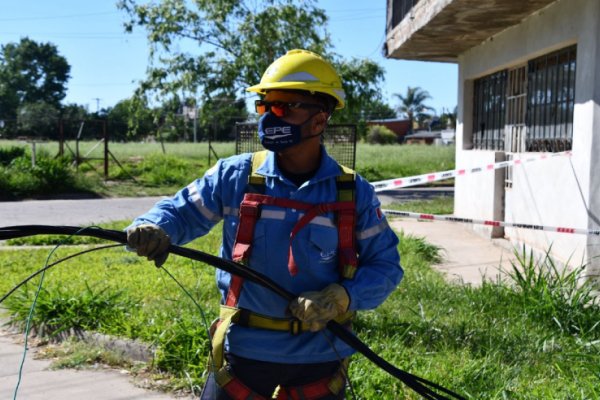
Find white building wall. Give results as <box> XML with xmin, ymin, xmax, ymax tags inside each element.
<box><xmin>455</xmin><ymin>0</ymin><xmax>600</xmax><ymax>272</ymax></box>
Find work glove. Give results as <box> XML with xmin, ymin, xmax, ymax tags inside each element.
<box><xmin>288</xmin><ymin>283</ymin><xmax>350</xmax><ymax>332</ymax></box>
<box><xmin>126</xmin><ymin>223</ymin><xmax>170</xmax><ymax>267</ymax></box>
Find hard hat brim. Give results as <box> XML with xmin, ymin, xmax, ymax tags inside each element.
<box><xmin>246</xmin><ymin>82</ymin><xmax>345</xmax><ymax>110</ymax></box>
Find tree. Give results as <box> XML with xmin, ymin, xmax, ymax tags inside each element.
<box><xmin>118</xmin><ymin>0</ymin><xmax>389</xmax><ymax>135</ymax></box>
<box><xmin>439</xmin><ymin>106</ymin><xmax>458</xmax><ymax>129</ymax></box>
<box><xmin>199</xmin><ymin>94</ymin><xmax>249</xmax><ymax>141</ymax></box>
<box><xmin>17</xmin><ymin>101</ymin><xmax>60</xmax><ymax>138</ymax></box>
<box><xmin>118</xmin><ymin>0</ymin><xmax>329</xmax><ymax>104</ymax></box>
<box><xmin>0</xmin><ymin>38</ymin><xmax>70</xmax><ymax>120</ymax></box>
<box><xmin>393</xmin><ymin>86</ymin><xmax>435</xmax><ymax>133</ymax></box>
<box><xmin>331</xmin><ymin>58</ymin><xmax>388</xmax><ymax>124</ymax></box>
<box><xmin>107</xmin><ymin>98</ymin><xmax>155</xmax><ymax>140</ymax></box>
<box><xmin>361</xmin><ymin>99</ymin><xmax>396</xmax><ymax>121</ymax></box>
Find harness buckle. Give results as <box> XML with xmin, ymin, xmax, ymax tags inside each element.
<box><xmin>290</xmin><ymin>318</ymin><xmax>302</xmax><ymax>335</ymax></box>
<box><xmin>239</xmin><ymin>202</ymin><xmax>261</xmax><ymax>218</ymax></box>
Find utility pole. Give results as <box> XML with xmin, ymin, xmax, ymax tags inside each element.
<box><xmin>193</xmin><ymin>98</ymin><xmax>198</xmax><ymax>143</ymax></box>
<box><xmin>92</xmin><ymin>98</ymin><xmax>101</xmax><ymax>113</ymax></box>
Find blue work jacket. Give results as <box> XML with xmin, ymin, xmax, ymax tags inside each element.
<box><xmin>130</xmin><ymin>148</ymin><xmax>403</xmax><ymax>363</ymax></box>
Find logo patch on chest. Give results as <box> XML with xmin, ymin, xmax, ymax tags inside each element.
<box><xmin>320</xmin><ymin>249</ymin><xmax>337</xmax><ymax>263</ymax></box>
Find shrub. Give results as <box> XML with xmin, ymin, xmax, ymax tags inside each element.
<box><xmin>366</xmin><ymin>125</ymin><xmax>397</xmax><ymax>144</ymax></box>
<box><xmin>0</xmin><ymin>146</ymin><xmax>26</xmax><ymax>166</ymax></box>
<box><xmin>0</xmin><ymin>150</ymin><xmax>86</xmax><ymax>199</ymax></box>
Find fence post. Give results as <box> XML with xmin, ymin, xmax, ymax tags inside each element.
<box><xmin>104</xmin><ymin>120</ymin><xmax>109</xmax><ymax>179</ymax></box>
<box><xmin>58</xmin><ymin>119</ymin><xmax>64</xmax><ymax>156</ymax></box>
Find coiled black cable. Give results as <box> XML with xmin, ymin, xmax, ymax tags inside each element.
<box><xmin>0</xmin><ymin>225</ymin><xmax>466</xmax><ymax>400</ymax></box>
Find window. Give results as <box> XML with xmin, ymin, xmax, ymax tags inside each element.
<box><xmin>473</xmin><ymin>70</ymin><xmax>507</xmax><ymax>151</ymax></box>
<box><xmin>471</xmin><ymin>45</ymin><xmax>576</xmax><ymax>153</ymax></box>
<box><xmin>526</xmin><ymin>45</ymin><xmax>576</xmax><ymax>152</ymax></box>
<box><xmin>389</xmin><ymin>0</ymin><xmax>420</xmax><ymax>29</ymax></box>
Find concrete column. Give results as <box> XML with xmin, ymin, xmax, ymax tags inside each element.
<box><xmin>586</xmin><ymin>1</ymin><xmax>600</xmax><ymax>285</ymax></box>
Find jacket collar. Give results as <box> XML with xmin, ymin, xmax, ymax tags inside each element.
<box><xmin>255</xmin><ymin>146</ymin><xmax>343</xmax><ymax>184</ymax></box>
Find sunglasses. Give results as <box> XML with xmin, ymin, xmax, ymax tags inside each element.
<box><xmin>255</xmin><ymin>100</ymin><xmax>323</xmax><ymax>117</ymax></box>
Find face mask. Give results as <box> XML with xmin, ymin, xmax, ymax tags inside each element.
<box><xmin>257</xmin><ymin>112</ymin><xmax>318</xmax><ymax>152</ymax></box>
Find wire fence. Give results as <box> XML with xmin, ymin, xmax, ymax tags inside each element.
<box><xmin>235</xmin><ymin>123</ymin><xmax>357</xmax><ymax>169</ymax></box>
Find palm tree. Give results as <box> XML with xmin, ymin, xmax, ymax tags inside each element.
<box><xmin>393</xmin><ymin>86</ymin><xmax>435</xmax><ymax>134</ymax></box>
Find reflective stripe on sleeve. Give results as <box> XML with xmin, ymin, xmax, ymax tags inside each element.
<box><xmin>261</xmin><ymin>210</ymin><xmax>286</xmax><ymax>220</ymax></box>
<box><xmin>223</xmin><ymin>206</ymin><xmax>238</xmax><ymax>217</ymax></box>
<box><xmin>357</xmin><ymin>220</ymin><xmax>390</xmax><ymax>240</ymax></box>
<box><xmin>187</xmin><ymin>183</ymin><xmax>222</xmax><ymax>222</ymax></box>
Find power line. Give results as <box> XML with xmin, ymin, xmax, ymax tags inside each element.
<box><xmin>0</xmin><ymin>11</ymin><xmax>120</xmax><ymax>22</ymax></box>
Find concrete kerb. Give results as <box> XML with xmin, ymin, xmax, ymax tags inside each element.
<box><xmin>1</xmin><ymin>311</ymin><xmax>155</xmax><ymax>364</ymax></box>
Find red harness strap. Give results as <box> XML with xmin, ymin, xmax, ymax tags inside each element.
<box><xmin>221</xmin><ymin>376</ymin><xmax>269</xmax><ymax>400</ymax></box>
<box><xmin>227</xmin><ymin>193</ymin><xmax>313</xmax><ymax>306</ymax></box>
<box><xmin>227</xmin><ymin>187</ymin><xmax>358</xmax><ymax>305</ymax></box>
<box><xmin>287</xmin><ymin>201</ymin><xmax>356</xmax><ymax>276</ymax></box>
<box><xmin>276</xmin><ymin>375</ymin><xmax>337</xmax><ymax>400</ymax></box>
<box><xmin>222</xmin><ymin>373</ymin><xmax>340</xmax><ymax>400</ymax></box>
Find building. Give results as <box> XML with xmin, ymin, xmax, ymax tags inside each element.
<box><xmin>403</xmin><ymin>128</ymin><xmax>456</xmax><ymax>145</ymax></box>
<box><xmin>366</xmin><ymin>118</ymin><xmax>412</xmax><ymax>142</ymax></box>
<box><xmin>385</xmin><ymin>0</ymin><xmax>600</xmax><ymax>280</ymax></box>
<box><xmin>404</xmin><ymin>130</ymin><xmax>440</xmax><ymax>145</ymax></box>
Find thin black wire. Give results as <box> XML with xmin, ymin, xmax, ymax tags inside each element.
<box><xmin>320</xmin><ymin>330</ymin><xmax>358</xmax><ymax>400</ymax></box>
<box><xmin>0</xmin><ymin>244</ymin><xmax>121</xmax><ymax>305</ymax></box>
<box><xmin>0</xmin><ymin>225</ymin><xmax>466</xmax><ymax>400</ymax></box>
<box><xmin>158</xmin><ymin>265</ymin><xmax>217</xmax><ymax>374</ymax></box>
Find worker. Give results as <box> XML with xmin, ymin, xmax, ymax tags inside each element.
<box><xmin>126</xmin><ymin>49</ymin><xmax>403</xmax><ymax>399</ymax></box>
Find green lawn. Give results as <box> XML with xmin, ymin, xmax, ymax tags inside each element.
<box><xmin>1</xmin><ymin>219</ymin><xmax>598</xmax><ymax>399</ymax></box>
<box><xmin>3</xmin><ymin>140</ymin><xmax>597</xmax><ymax>398</ymax></box>
<box><xmin>0</xmin><ymin>140</ymin><xmax>455</xmax><ymax>198</ymax></box>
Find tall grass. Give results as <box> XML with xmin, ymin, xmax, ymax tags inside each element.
<box><xmin>5</xmin><ymin>282</ymin><xmax>137</xmax><ymax>339</ymax></box>
<box><xmin>355</xmin><ymin>144</ymin><xmax>455</xmax><ymax>182</ymax></box>
<box><xmin>508</xmin><ymin>246</ymin><xmax>600</xmax><ymax>336</ymax></box>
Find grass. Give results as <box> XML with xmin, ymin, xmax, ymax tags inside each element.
<box><xmin>0</xmin><ymin>140</ymin><xmax>455</xmax><ymax>198</ymax></box>
<box><xmin>1</xmin><ymin>223</ymin><xmax>599</xmax><ymax>398</ymax></box>
<box><xmin>383</xmin><ymin>196</ymin><xmax>454</xmax><ymax>215</ymax></box>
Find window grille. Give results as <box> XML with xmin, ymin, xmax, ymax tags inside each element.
<box><xmin>526</xmin><ymin>45</ymin><xmax>576</xmax><ymax>152</ymax></box>
<box><xmin>473</xmin><ymin>70</ymin><xmax>507</xmax><ymax>150</ymax></box>
<box><xmin>505</xmin><ymin>66</ymin><xmax>528</xmax><ymax>153</ymax></box>
<box><xmin>390</xmin><ymin>0</ymin><xmax>420</xmax><ymax>29</ymax></box>
<box><xmin>471</xmin><ymin>45</ymin><xmax>576</xmax><ymax>153</ymax></box>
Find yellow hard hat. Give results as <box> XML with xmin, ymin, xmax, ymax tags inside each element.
<box><xmin>246</xmin><ymin>49</ymin><xmax>345</xmax><ymax>110</ymax></box>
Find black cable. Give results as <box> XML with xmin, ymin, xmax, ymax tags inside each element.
<box><xmin>0</xmin><ymin>225</ymin><xmax>466</xmax><ymax>400</ymax></box>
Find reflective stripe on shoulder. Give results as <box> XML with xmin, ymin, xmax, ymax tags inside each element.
<box><xmin>187</xmin><ymin>183</ymin><xmax>221</xmax><ymax>222</ymax></box>
<box><xmin>357</xmin><ymin>219</ymin><xmax>390</xmax><ymax>240</ymax></box>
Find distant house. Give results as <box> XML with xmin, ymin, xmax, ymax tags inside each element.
<box><xmin>367</xmin><ymin>118</ymin><xmax>411</xmax><ymax>142</ymax></box>
<box><xmin>385</xmin><ymin>0</ymin><xmax>600</xmax><ymax>280</ymax></box>
<box><xmin>404</xmin><ymin>130</ymin><xmax>439</xmax><ymax>145</ymax></box>
<box><xmin>404</xmin><ymin>129</ymin><xmax>456</xmax><ymax>145</ymax></box>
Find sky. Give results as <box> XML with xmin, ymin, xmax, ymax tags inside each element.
<box><xmin>0</xmin><ymin>0</ymin><xmax>458</xmax><ymax>116</ymax></box>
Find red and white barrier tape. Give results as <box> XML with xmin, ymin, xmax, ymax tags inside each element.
<box><xmin>383</xmin><ymin>209</ymin><xmax>600</xmax><ymax>236</ymax></box>
<box><xmin>372</xmin><ymin>151</ymin><xmax>572</xmax><ymax>192</ymax></box>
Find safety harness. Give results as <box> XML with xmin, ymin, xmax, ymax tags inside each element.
<box><xmin>210</xmin><ymin>150</ymin><xmax>358</xmax><ymax>399</ymax></box>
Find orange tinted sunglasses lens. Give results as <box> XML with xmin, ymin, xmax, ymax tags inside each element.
<box><xmin>255</xmin><ymin>102</ymin><xmax>267</xmax><ymax>115</ymax></box>
<box><xmin>269</xmin><ymin>103</ymin><xmax>286</xmax><ymax>117</ymax></box>
<box><xmin>255</xmin><ymin>100</ymin><xmax>288</xmax><ymax>117</ymax></box>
